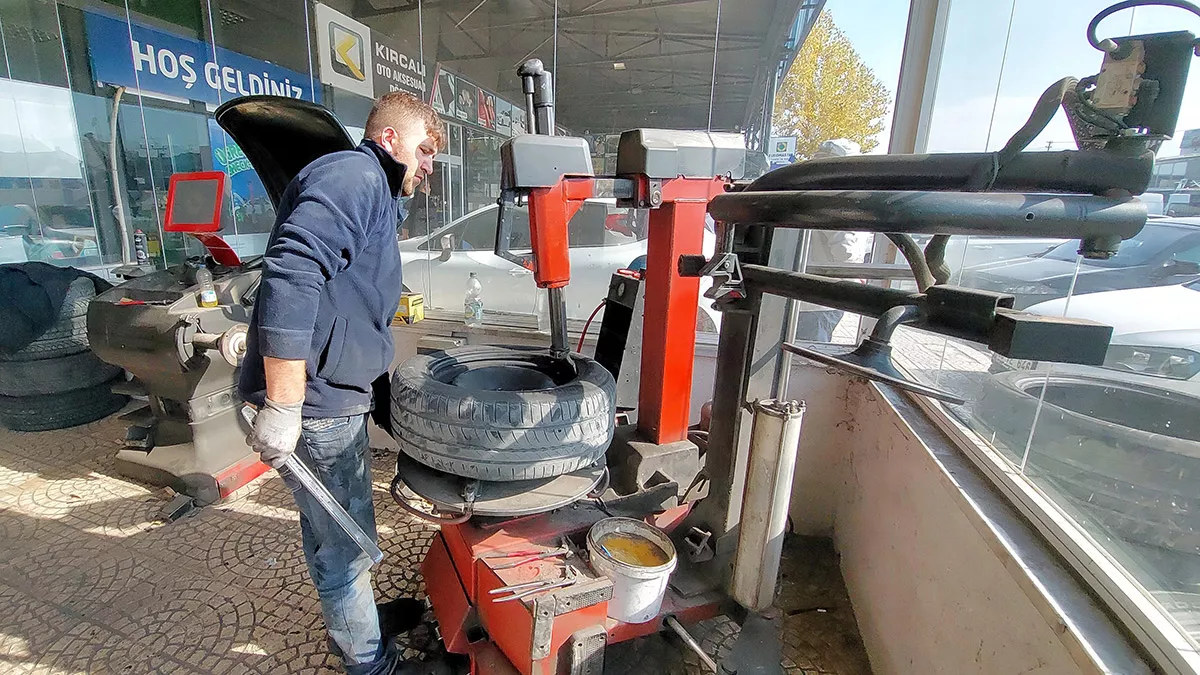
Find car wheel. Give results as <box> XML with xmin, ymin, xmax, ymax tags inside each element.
<box><xmin>0</xmin><ymin>376</ymin><xmax>127</xmax><ymax>431</ymax></box>
<box><xmin>390</xmin><ymin>346</ymin><xmax>616</xmax><ymax>481</ymax></box>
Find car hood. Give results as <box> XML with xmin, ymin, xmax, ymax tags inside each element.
<box><xmin>214</xmin><ymin>96</ymin><xmax>355</xmax><ymax>207</ymax></box>
<box><xmin>1027</xmin><ymin>284</ymin><xmax>1200</xmax><ymax>349</ymax></box>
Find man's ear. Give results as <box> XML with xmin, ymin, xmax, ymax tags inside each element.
<box><xmin>379</xmin><ymin>127</ymin><xmax>396</xmax><ymax>152</ymax></box>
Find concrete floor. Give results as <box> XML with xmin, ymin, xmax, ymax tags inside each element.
<box><xmin>0</xmin><ymin>412</ymin><xmax>871</xmax><ymax>674</ymax></box>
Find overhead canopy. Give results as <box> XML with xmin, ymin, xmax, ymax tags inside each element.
<box><xmin>358</xmin><ymin>0</ymin><xmax>824</xmax><ymax>142</ymax></box>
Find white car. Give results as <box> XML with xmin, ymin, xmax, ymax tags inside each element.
<box><xmin>999</xmin><ymin>280</ymin><xmax>1200</xmax><ymax>381</ymax></box>
<box><xmin>398</xmin><ymin>199</ymin><xmax>721</xmax><ymax>332</ymax></box>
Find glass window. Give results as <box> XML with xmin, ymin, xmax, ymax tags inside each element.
<box><xmin>895</xmin><ymin>0</ymin><xmax>1200</xmax><ymax>655</ymax></box>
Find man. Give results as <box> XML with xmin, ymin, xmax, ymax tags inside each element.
<box><xmin>239</xmin><ymin>92</ymin><xmax>442</xmax><ymax>674</ymax></box>
<box><xmin>794</xmin><ymin>139</ymin><xmax>870</xmax><ymax>342</ymax></box>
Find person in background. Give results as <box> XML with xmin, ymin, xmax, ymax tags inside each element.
<box><xmin>239</xmin><ymin>92</ymin><xmax>446</xmax><ymax>675</ymax></box>
<box><xmin>794</xmin><ymin>139</ymin><xmax>871</xmax><ymax>342</ymax></box>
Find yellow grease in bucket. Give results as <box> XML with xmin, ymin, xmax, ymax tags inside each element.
<box><xmin>597</xmin><ymin>532</ymin><xmax>670</xmax><ymax>567</ymax></box>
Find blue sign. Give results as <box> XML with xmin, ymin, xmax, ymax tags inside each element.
<box><xmin>206</xmin><ymin>119</ymin><xmax>274</xmax><ymax>230</ymax></box>
<box><xmin>83</xmin><ymin>10</ymin><xmax>318</xmax><ymax>106</ymax></box>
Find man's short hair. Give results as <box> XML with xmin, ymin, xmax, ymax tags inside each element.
<box><xmin>364</xmin><ymin>92</ymin><xmax>444</xmax><ymax>150</ymax></box>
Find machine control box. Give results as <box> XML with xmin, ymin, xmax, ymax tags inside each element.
<box><xmin>615</xmin><ymin>129</ymin><xmax>747</xmax><ymax>180</ymax></box>
<box><xmin>500</xmin><ymin>134</ymin><xmax>594</xmax><ymax>189</ymax></box>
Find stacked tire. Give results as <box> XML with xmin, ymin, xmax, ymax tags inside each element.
<box><xmin>390</xmin><ymin>346</ymin><xmax>617</xmax><ymax>482</ymax></box>
<box><xmin>0</xmin><ymin>277</ymin><xmax>127</xmax><ymax>431</ymax></box>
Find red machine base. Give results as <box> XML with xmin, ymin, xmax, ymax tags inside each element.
<box><xmin>422</xmin><ymin>505</ymin><xmax>723</xmax><ymax>674</ymax></box>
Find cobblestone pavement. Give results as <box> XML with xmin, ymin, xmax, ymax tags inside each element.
<box><xmin>0</xmin><ymin>412</ymin><xmax>870</xmax><ymax>674</ymax></box>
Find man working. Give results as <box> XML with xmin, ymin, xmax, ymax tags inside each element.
<box><xmin>239</xmin><ymin>92</ymin><xmax>443</xmax><ymax>674</ymax></box>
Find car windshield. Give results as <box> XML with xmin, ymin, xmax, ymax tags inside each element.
<box><xmin>1041</xmin><ymin>223</ymin><xmax>1185</xmax><ymax>267</ymax></box>
<box><xmin>1186</xmin><ymin>278</ymin><xmax>1200</xmax><ymax>291</ymax></box>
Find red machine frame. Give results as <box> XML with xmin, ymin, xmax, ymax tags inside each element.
<box><xmin>421</xmin><ymin>172</ymin><xmax>730</xmax><ymax>674</ymax></box>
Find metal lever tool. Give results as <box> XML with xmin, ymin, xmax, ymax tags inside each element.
<box><xmin>240</xmin><ymin>407</ymin><xmax>384</xmax><ymax>564</ymax></box>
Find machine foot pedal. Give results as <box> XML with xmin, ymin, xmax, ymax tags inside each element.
<box><xmin>124</xmin><ymin>423</ymin><xmax>156</xmax><ymax>450</ymax></box>
<box><xmin>158</xmin><ymin>493</ymin><xmax>198</xmax><ymax>522</ymax></box>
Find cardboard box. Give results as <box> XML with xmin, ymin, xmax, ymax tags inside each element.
<box><xmin>397</xmin><ymin>292</ymin><xmax>424</xmax><ymax>324</ymax></box>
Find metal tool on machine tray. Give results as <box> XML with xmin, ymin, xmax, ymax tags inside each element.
<box><xmin>490</xmin><ymin>566</ymin><xmax>580</xmax><ymax>603</ymax></box>
<box><xmin>484</xmin><ymin>545</ymin><xmax>571</xmax><ymax>570</ymax></box>
<box><xmin>240</xmin><ymin>407</ymin><xmax>384</xmax><ymax>564</ymax></box>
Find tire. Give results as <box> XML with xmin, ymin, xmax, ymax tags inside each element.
<box><xmin>972</xmin><ymin>370</ymin><xmax>1200</xmax><ymax>553</ymax></box>
<box><xmin>0</xmin><ymin>350</ymin><xmax>122</xmax><ymax>396</ymax></box>
<box><xmin>0</xmin><ymin>277</ymin><xmax>97</xmax><ymax>362</ymax></box>
<box><xmin>390</xmin><ymin>346</ymin><xmax>616</xmax><ymax>481</ymax></box>
<box><xmin>0</xmin><ymin>377</ymin><xmax>128</xmax><ymax>431</ymax></box>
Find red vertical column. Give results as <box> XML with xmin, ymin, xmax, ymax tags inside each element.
<box><xmin>636</xmin><ymin>196</ymin><xmax>708</xmax><ymax>444</ymax></box>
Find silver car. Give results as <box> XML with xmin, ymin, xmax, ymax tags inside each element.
<box><xmin>399</xmin><ymin>199</ymin><xmax>720</xmax><ymax>332</ymax></box>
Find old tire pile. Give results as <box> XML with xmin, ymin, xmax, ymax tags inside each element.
<box><xmin>0</xmin><ymin>276</ymin><xmax>126</xmax><ymax>431</ymax></box>
<box><xmin>390</xmin><ymin>346</ymin><xmax>617</xmax><ymax>482</ymax></box>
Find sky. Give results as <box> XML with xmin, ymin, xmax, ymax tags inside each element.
<box><xmin>822</xmin><ymin>0</ymin><xmax>1200</xmax><ymax>157</ymax></box>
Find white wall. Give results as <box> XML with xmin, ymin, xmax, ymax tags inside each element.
<box><xmin>824</xmin><ymin>381</ymin><xmax>1086</xmax><ymax>674</ymax></box>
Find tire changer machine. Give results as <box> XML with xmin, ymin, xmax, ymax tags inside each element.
<box><xmin>87</xmin><ymin>100</ymin><xmax>357</xmax><ymax>506</ymax></box>
<box><xmin>393</xmin><ymin>18</ymin><xmax>1196</xmax><ymax>673</ymax></box>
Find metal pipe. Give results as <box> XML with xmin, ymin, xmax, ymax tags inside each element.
<box><xmin>771</xmin><ymin>229</ymin><xmax>812</xmax><ymax>398</ymax></box>
<box><xmin>742</xmin><ymin>264</ymin><xmax>922</xmax><ymax>318</ymax></box>
<box><xmin>687</xmin><ymin>297</ymin><xmax>759</xmax><ymax>542</ymax></box>
<box><xmin>518</xmin><ymin>59</ymin><xmax>541</xmax><ymax>134</ymax></box>
<box><xmin>535</xmin><ymin>70</ymin><xmax>555</xmax><ymax>135</ymax></box>
<box><xmin>109</xmin><ymin>86</ymin><xmax>132</xmax><ymax>265</ymax></box>
<box><xmin>548</xmin><ymin>286</ymin><xmax>569</xmax><ymax>359</ymax></box>
<box><xmin>744</xmin><ymin>150</ymin><xmax>1153</xmax><ymax>195</ymax></box>
<box><xmin>805</xmin><ymin>263</ymin><xmax>915</xmax><ymax>280</ymax></box>
<box><xmin>731</xmin><ymin>398</ymin><xmax>805</xmax><ymax>611</ymax></box>
<box><xmin>708</xmin><ymin>191</ymin><xmax>1146</xmax><ymax>254</ymax></box>
<box><xmin>665</xmin><ymin>616</ymin><xmax>719</xmax><ymax>672</ymax></box>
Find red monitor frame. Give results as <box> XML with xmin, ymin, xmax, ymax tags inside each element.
<box><xmin>164</xmin><ymin>171</ymin><xmax>226</xmax><ymax>233</ymax></box>
<box><xmin>163</xmin><ymin>171</ymin><xmax>241</xmax><ymax>266</ymax></box>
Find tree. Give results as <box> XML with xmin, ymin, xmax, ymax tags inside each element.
<box><xmin>773</xmin><ymin>11</ymin><xmax>892</xmax><ymax>158</ymax></box>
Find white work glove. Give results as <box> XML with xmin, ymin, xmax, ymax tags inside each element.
<box><xmin>244</xmin><ymin>399</ymin><xmax>303</xmax><ymax>469</ymax></box>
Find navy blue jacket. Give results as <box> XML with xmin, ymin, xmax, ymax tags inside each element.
<box><xmin>239</xmin><ymin>140</ymin><xmax>404</xmax><ymax>418</ymax></box>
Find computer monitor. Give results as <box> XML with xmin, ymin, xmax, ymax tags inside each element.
<box><xmin>164</xmin><ymin>171</ymin><xmax>226</xmax><ymax>233</ymax></box>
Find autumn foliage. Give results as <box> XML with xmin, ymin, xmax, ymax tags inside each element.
<box><xmin>773</xmin><ymin>12</ymin><xmax>892</xmax><ymax>157</ymax></box>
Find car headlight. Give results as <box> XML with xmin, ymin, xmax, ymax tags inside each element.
<box><xmin>1103</xmin><ymin>346</ymin><xmax>1200</xmax><ymax>380</ymax></box>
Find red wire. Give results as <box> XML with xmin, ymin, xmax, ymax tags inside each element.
<box><xmin>578</xmin><ymin>300</ymin><xmax>606</xmax><ymax>353</ymax></box>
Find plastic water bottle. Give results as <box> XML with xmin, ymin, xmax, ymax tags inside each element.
<box><xmin>464</xmin><ymin>272</ymin><xmax>484</xmax><ymax>327</ymax></box>
<box><xmin>196</xmin><ymin>267</ymin><xmax>219</xmax><ymax>308</ymax></box>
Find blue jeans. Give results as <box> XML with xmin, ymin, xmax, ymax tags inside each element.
<box><xmin>285</xmin><ymin>413</ymin><xmax>396</xmax><ymax>675</ymax></box>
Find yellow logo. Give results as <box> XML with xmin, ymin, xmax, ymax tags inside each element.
<box><xmin>329</xmin><ymin>22</ymin><xmax>365</xmax><ymax>81</ymax></box>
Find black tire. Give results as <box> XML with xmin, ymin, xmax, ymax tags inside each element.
<box><xmin>0</xmin><ymin>350</ymin><xmax>123</xmax><ymax>396</ymax></box>
<box><xmin>390</xmin><ymin>346</ymin><xmax>616</xmax><ymax>481</ymax></box>
<box><xmin>0</xmin><ymin>377</ymin><xmax>128</xmax><ymax>431</ymax></box>
<box><xmin>973</xmin><ymin>370</ymin><xmax>1200</xmax><ymax>553</ymax></box>
<box><xmin>0</xmin><ymin>277</ymin><xmax>97</xmax><ymax>362</ymax></box>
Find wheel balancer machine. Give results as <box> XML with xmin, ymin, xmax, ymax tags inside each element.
<box><xmin>398</xmin><ymin>22</ymin><xmax>1191</xmax><ymax>670</ymax></box>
